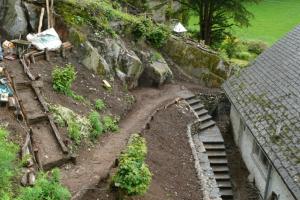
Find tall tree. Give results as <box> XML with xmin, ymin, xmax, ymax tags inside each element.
<box><xmin>176</xmin><ymin>0</ymin><xmax>261</xmax><ymax>45</ymax></box>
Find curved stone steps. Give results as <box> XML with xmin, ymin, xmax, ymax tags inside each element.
<box><xmin>185</xmin><ymin>95</ymin><xmax>234</xmax><ymax>200</ymax></box>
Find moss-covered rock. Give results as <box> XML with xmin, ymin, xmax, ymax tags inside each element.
<box><xmin>81</xmin><ymin>41</ymin><xmax>111</xmax><ymax>77</ymax></box>
<box><xmin>163</xmin><ymin>36</ymin><xmax>229</xmax><ymax>87</ymax></box>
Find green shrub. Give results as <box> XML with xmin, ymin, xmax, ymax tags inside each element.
<box><xmin>67</xmin><ymin>120</ymin><xmax>81</xmax><ymax>144</ymax></box>
<box><xmin>52</xmin><ymin>64</ymin><xmax>85</xmax><ymax>101</ymax></box>
<box><xmin>235</xmin><ymin>51</ymin><xmax>252</xmax><ymax>60</ymax></box>
<box><xmin>95</xmin><ymin>99</ymin><xmax>106</xmax><ymax>111</ymax></box>
<box><xmin>112</xmin><ymin>134</ymin><xmax>151</xmax><ymax>196</ymax></box>
<box><xmin>0</xmin><ymin>127</ymin><xmax>19</xmax><ymax>199</ymax></box>
<box><xmin>103</xmin><ymin>116</ymin><xmax>119</xmax><ymax>133</ymax></box>
<box><xmin>146</xmin><ymin>26</ymin><xmax>170</xmax><ymax>48</ymax></box>
<box><xmin>247</xmin><ymin>40</ymin><xmax>268</xmax><ymax>55</ymax></box>
<box><xmin>89</xmin><ymin>111</ymin><xmax>103</xmax><ymax>139</ymax></box>
<box><xmin>52</xmin><ymin>64</ymin><xmax>76</xmax><ymax>94</ymax></box>
<box><xmin>132</xmin><ymin>21</ymin><xmax>148</xmax><ymax>39</ymax></box>
<box><xmin>17</xmin><ymin>168</ymin><xmax>71</xmax><ymax>200</ymax></box>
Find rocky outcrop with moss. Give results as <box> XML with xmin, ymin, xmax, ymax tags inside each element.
<box><xmin>163</xmin><ymin>36</ymin><xmax>230</xmax><ymax>87</ymax></box>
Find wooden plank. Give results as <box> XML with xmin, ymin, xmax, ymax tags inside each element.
<box><xmin>31</xmin><ymin>85</ymin><xmax>49</xmax><ymax>113</ymax></box>
<box><xmin>20</xmin><ymin>57</ymin><xmax>36</xmax><ymax>81</ymax></box>
<box><xmin>48</xmin><ymin>115</ymin><xmax>68</xmax><ymax>154</ymax></box>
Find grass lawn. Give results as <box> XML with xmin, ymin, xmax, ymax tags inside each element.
<box><xmin>188</xmin><ymin>0</ymin><xmax>300</xmax><ymax>45</ymax></box>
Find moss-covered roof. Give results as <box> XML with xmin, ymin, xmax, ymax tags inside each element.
<box><xmin>223</xmin><ymin>25</ymin><xmax>300</xmax><ymax>199</ymax></box>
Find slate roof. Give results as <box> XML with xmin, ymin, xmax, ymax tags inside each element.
<box><xmin>223</xmin><ymin>25</ymin><xmax>300</xmax><ymax>199</ymax></box>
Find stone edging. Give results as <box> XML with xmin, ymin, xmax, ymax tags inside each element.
<box><xmin>187</xmin><ymin>120</ymin><xmax>222</xmax><ymax>200</ymax></box>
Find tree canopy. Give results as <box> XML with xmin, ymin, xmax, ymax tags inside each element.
<box><xmin>176</xmin><ymin>0</ymin><xmax>261</xmax><ymax>46</ymax></box>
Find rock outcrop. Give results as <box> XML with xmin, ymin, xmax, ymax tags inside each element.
<box><xmin>163</xmin><ymin>36</ymin><xmax>230</xmax><ymax>87</ymax></box>
<box><xmin>87</xmin><ymin>37</ymin><xmax>144</xmax><ymax>89</ymax></box>
<box><xmin>138</xmin><ymin>50</ymin><xmax>173</xmax><ymax>87</ymax></box>
<box><xmin>0</xmin><ymin>0</ymin><xmax>28</xmax><ymax>38</ymax></box>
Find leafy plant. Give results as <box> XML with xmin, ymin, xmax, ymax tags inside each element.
<box><xmin>95</xmin><ymin>99</ymin><xmax>106</xmax><ymax>111</ymax></box>
<box><xmin>89</xmin><ymin>111</ymin><xmax>103</xmax><ymax>139</ymax></box>
<box><xmin>112</xmin><ymin>134</ymin><xmax>152</xmax><ymax>196</ymax></box>
<box><xmin>247</xmin><ymin>40</ymin><xmax>268</xmax><ymax>55</ymax></box>
<box><xmin>0</xmin><ymin>127</ymin><xmax>19</xmax><ymax>200</ymax></box>
<box><xmin>17</xmin><ymin>168</ymin><xmax>71</xmax><ymax>200</ymax></box>
<box><xmin>52</xmin><ymin>64</ymin><xmax>76</xmax><ymax>94</ymax></box>
<box><xmin>146</xmin><ymin>26</ymin><xmax>170</xmax><ymax>48</ymax></box>
<box><xmin>103</xmin><ymin>115</ymin><xmax>119</xmax><ymax>133</ymax></box>
<box><xmin>52</xmin><ymin>64</ymin><xmax>84</xmax><ymax>101</ymax></box>
<box><xmin>67</xmin><ymin>120</ymin><xmax>81</xmax><ymax>144</ymax></box>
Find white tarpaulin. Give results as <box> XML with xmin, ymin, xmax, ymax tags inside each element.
<box><xmin>26</xmin><ymin>28</ymin><xmax>62</xmax><ymax>50</ymax></box>
<box><xmin>173</xmin><ymin>22</ymin><xmax>187</xmax><ymax>33</ymax></box>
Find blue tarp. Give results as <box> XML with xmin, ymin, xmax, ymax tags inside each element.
<box><xmin>0</xmin><ymin>78</ymin><xmax>13</xmax><ymax>96</ymax></box>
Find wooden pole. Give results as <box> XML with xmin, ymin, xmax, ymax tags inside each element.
<box><xmin>46</xmin><ymin>0</ymin><xmax>50</xmax><ymax>29</ymax></box>
<box><xmin>38</xmin><ymin>8</ymin><xmax>45</xmax><ymax>33</ymax></box>
<box><xmin>50</xmin><ymin>0</ymin><xmax>54</xmax><ymax>28</ymax></box>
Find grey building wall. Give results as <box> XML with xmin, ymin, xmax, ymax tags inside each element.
<box><xmin>230</xmin><ymin>106</ymin><xmax>295</xmax><ymax>200</ymax></box>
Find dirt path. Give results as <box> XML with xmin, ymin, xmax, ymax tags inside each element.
<box><xmin>60</xmin><ymin>84</ymin><xmax>191</xmax><ymax>199</ymax></box>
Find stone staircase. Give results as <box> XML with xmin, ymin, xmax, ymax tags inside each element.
<box><xmin>185</xmin><ymin>95</ymin><xmax>234</xmax><ymax>200</ymax></box>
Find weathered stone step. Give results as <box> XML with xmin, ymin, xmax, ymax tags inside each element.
<box><xmin>217</xmin><ymin>180</ymin><xmax>232</xmax><ymax>189</ymax></box>
<box><xmin>203</xmin><ymin>143</ymin><xmax>226</xmax><ymax>150</ymax></box>
<box><xmin>211</xmin><ymin>165</ymin><xmax>230</xmax><ymax>172</ymax></box>
<box><xmin>27</xmin><ymin>112</ymin><xmax>48</xmax><ymax>125</ymax></box>
<box><xmin>199</xmin><ymin>120</ymin><xmax>216</xmax><ymax>130</ymax></box>
<box><xmin>209</xmin><ymin>158</ymin><xmax>228</xmax><ymax>165</ymax></box>
<box><xmin>191</xmin><ymin>104</ymin><xmax>205</xmax><ymax>111</ymax></box>
<box><xmin>196</xmin><ymin>109</ymin><xmax>208</xmax><ymax>117</ymax></box>
<box><xmin>199</xmin><ymin>114</ymin><xmax>212</xmax><ymax>123</ymax></box>
<box><xmin>207</xmin><ymin>150</ymin><xmax>227</xmax><ymax>157</ymax></box>
<box><xmin>215</xmin><ymin>173</ymin><xmax>230</xmax><ymax>180</ymax></box>
<box><xmin>185</xmin><ymin>95</ymin><xmax>196</xmax><ymax>101</ymax></box>
<box><xmin>220</xmin><ymin>188</ymin><xmax>234</xmax><ymax>198</ymax></box>
<box><xmin>187</xmin><ymin>98</ymin><xmax>201</xmax><ymax>106</ymax></box>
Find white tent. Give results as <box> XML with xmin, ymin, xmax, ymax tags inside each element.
<box><xmin>173</xmin><ymin>22</ymin><xmax>187</xmax><ymax>33</ymax></box>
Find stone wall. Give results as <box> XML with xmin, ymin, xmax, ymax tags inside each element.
<box><xmin>163</xmin><ymin>36</ymin><xmax>230</xmax><ymax>87</ymax></box>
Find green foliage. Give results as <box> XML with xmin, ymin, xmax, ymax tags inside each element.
<box><xmin>17</xmin><ymin>168</ymin><xmax>71</xmax><ymax>200</ymax></box>
<box><xmin>146</xmin><ymin>26</ymin><xmax>170</xmax><ymax>48</ymax></box>
<box><xmin>184</xmin><ymin>0</ymin><xmax>262</xmax><ymax>45</ymax></box>
<box><xmin>247</xmin><ymin>40</ymin><xmax>267</xmax><ymax>55</ymax></box>
<box><xmin>220</xmin><ymin>35</ymin><xmax>239</xmax><ymax>59</ymax></box>
<box><xmin>89</xmin><ymin>111</ymin><xmax>103</xmax><ymax>139</ymax></box>
<box><xmin>49</xmin><ymin>104</ymin><xmax>91</xmax><ymax>145</ymax></box>
<box><xmin>103</xmin><ymin>116</ymin><xmax>119</xmax><ymax>133</ymax></box>
<box><xmin>52</xmin><ymin>64</ymin><xmax>76</xmax><ymax>94</ymax></box>
<box><xmin>95</xmin><ymin>99</ymin><xmax>106</xmax><ymax>111</ymax></box>
<box><xmin>67</xmin><ymin>120</ymin><xmax>81</xmax><ymax>144</ymax></box>
<box><xmin>132</xmin><ymin>19</ymin><xmax>170</xmax><ymax>48</ymax></box>
<box><xmin>0</xmin><ymin>127</ymin><xmax>19</xmax><ymax>200</ymax></box>
<box><xmin>52</xmin><ymin>64</ymin><xmax>84</xmax><ymax>102</ymax></box>
<box><xmin>235</xmin><ymin>51</ymin><xmax>252</xmax><ymax>60</ymax></box>
<box><xmin>112</xmin><ymin>134</ymin><xmax>151</xmax><ymax>196</ymax></box>
<box><xmin>57</xmin><ymin>0</ymin><xmax>170</xmax><ymax>48</ymax></box>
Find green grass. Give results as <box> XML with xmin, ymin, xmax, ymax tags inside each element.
<box><xmin>188</xmin><ymin>0</ymin><xmax>300</xmax><ymax>45</ymax></box>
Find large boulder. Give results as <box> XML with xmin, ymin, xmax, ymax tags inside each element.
<box><xmin>23</xmin><ymin>2</ymin><xmax>40</xmax><ymax>32</ymax></box>
<box><xmin>81</xmin><ymin>41</ymin><xmax>111</xmax><ymax>77</ymax></box>
<box><xmin>138</xmin><ymin>50</ymin><xmax>173</xmax><ymax>87</ymax></box>
<box><xmin>0</xmin><ymin>0</ymin><xmax>28</xmax><ymax>38</ymax></box>
<box><xmin>118</xmin><ymin>50</ymin><xmax>143</xmax><ymax>89</ymax></box>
